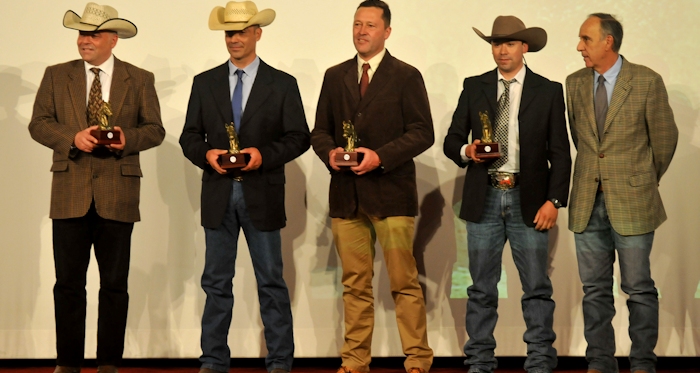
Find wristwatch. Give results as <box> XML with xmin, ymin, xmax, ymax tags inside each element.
<box><xmin>549</xmin><ymin>198</ymin><xmax>562</xmax><ymax>209</ymax></box>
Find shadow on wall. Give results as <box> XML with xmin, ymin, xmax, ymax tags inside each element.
<box><xmin>656</xmin><ymin>86</ymin><xmax>700</xmax><ymax>354</ymax></box>
<box><xmin>0</xmin><ymin>66</ymin><xmax>47</xmax><ymax>356</ymax></box>
<box><xmin>124</xmin><ymin>56</ymin><xmax>202</xmax><ymax>356</ymax></box>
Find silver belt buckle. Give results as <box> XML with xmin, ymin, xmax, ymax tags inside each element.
<box><xmin>490</xmin><ymin>172</ymin><xmax>517</xmax><ymax>190</ymax></box>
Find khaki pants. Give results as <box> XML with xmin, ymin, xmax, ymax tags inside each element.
<box><xmin>332</xmin><ymin>213</ymin><xmax>433</xmax><ymax>372</ymax></box>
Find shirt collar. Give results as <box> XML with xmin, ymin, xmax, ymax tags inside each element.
<box><xmin>357</xmin><ymin>48</ymin><xmax>386</xmax><ymax>73</ymax></box>
<box><xmin>228</xmin><ymin>56</ymin><xmax>261</xmax><ymax>76</ymax></box>
<box><xmin>497</xmin><ymin>64</ymin><xmax>526</xmax><ymax>84</ymax></box>
<box><xmin>595</xmin><ymin>54</ymin><xmax>623</xmax><ymax>82</ymax></box>
<box><xmin>84</xmin><ymin>54</ymin><xmax>115</xmax><ymax>76</ymax></box>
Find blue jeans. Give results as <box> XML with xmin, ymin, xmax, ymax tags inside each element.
<box><xmin>575</xmin><ymin>191</ymin><xmax>657</xmax><ymax>373</ymax></box>
<box><xmin>464</xmin><ymin>186</ymin><xmax>556</xmax><ymax>373</ymax></box>
<box><xmin>200</xmin><ymin>181</ymin><xmax>294</xmax><ymax>373</ymax></box>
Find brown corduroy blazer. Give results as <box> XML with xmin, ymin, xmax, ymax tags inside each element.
<box><xmin>566</xmin><ymin>57</ymin><xmax>678</xmax><ymax>235</ymax></box>
<box><xmin>29</xmin><ymin>57</ymin><xmax>165</xmax><ymax>223</ymax></box>
<box><xmin>311</xmin><ymin>51</ymin><xmax>434</xmax><ymax>219</ymax></box>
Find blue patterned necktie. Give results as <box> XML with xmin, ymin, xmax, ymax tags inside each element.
<box><xmin>491</xmin><ymin>78</ymin><xmax>515</xmax><ymax>170</ymax></box>
<box><xmin>232</xmin><ymin>69</ymin><xmax>244</xmax><ymax>132</ymax></box>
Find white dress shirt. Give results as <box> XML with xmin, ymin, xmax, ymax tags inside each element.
<box><xmin>84</xmin><ymin>54</ymin><xmax>114</xmax><ymax>104</ymax></box>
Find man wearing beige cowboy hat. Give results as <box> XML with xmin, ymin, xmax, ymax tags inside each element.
<box><xmin>443</xmin><ymin>15</ymin><xmax>571</xmax><ymax>373</ymax></box>
<box><xmin>179</xmin><ymin>2</ymin><xmax>309</xmax><ymax>373</ymax></box>
<box><xmin>28</xmin><ymin>2</ymin><xmax>164</xmax><ymax>373</ymax></box>
<box><xmin>567</xmin><ymin>13</ymin><xmax>677</xmax><ymax>373</ymax></box>
<box><xmin>311</xmin><ymin>1</ymin><xmax>434</xmax><ymax>373</ymax></box>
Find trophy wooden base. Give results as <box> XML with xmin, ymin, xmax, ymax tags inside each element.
<box><xmin>218</xmin><ymin>153</ymin><xmax>249</xmax><ymax>169</ymax></box>
<box><xmin>475</xmin><ymin>142</ymin><xmax>501</xmax><ymax>159</ymax></box>
<box><xmin>90</xmin><ymin>129</ymin><xmax>121</xmax><ymax>145</ymax></box>
<box><xmin>335</xmin><ymin>151</ymin><xmax>364</xmax><ymax>167</ymax></box>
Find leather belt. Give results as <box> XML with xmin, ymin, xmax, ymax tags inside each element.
<box><xmin>489</xmin><ymin>172</ymin><xmax>519</xmax><ymax>190</ymax></box>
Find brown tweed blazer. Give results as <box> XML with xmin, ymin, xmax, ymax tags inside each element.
<box><xmin>29</xmin><ymin>57</ymin><xmax>165</xmax><ymax>223</ymax></box>
<box><xmin>566</xmin><ymin>57</ymin><xmax>678</xmax><ymax>235</ymax></box>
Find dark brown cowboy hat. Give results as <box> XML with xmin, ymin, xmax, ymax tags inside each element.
<box><xmin>473</xmin><ymin>15</ymin><xmax>547</xmax><ymax>52</ymax></box>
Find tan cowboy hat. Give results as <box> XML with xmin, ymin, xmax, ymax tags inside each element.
<box><xmin>473</xmin><ymin>15</ymin><xmax>547</xmax><ymax>52</ymax></box>
<box><xmin>209</xmin><ymin>1</ymin><xmax>276</xmax><ymax>31</ymax></box>
<box><xmin>63</xmin><ymin>2</ymin><xmax>137</xmax><ymax>39</ymax></box>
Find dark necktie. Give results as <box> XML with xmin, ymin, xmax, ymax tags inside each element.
<box><xmin>87</xmin><ymin>67</ymin><xmax>103</xmax><ymax>126</ymax></box>
<box><xmin>491</xmin><ymin>78</ymin><xmax>515</xmax><ymax>170</ymax></box>
<box><xmin>595</xmin><ymin>75</ymin><xmax>608</xmax><ymax>142</ymax></box>
<box><xmin>232</xmin><ymin>69</ymin><xmax>244</xmax><ymax>132</ymax></box>
<box><xmin>359</xmin><ymin>63</ymin><xmax>370</xmax><ymax>98</ymax></box>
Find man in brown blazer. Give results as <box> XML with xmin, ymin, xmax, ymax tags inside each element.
<box><xmin>28</xmin><ymin>3</ymin><xmax>164</xmax><ymax>373</ymax></box>
<box><xmin>310</xmin><ymin>1</ymin><xmax>433</xmax><ymax>373</ymax></box>
<box><xmin>566</xmin><ymin>13</ymin><xmax>678</xmax><ymax>373</ymax></box>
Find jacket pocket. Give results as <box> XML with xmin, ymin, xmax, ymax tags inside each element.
<box><xmin>629</xmin><ymin>171</ymin><xmax>655</xmax><ymax>187</ymax></box>
<box><xmin>51</xmin><ymin>161</ymin><xmax>68</xmax><ymax>172</ymax></box>
<box><xmin>121</xmin><ymin>164</ymin><xmax>143</xmax><ymax>177</ymax></box>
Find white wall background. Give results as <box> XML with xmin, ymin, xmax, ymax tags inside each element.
<box><xmin>1</xmin><ymin>0</ymin><xmax>699</xmax><ymax>359</ymax></box>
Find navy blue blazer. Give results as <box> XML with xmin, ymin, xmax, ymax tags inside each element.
<box><xmin>180</xmin><ymin>59</ymin><xmax>310</xmax><ymax>230</ymax></box>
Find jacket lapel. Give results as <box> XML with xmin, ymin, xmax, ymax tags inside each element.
<box><xmin>578</xmin><ymin>69</ymin><xmax>598</xmax><ymax>141</ymax></box>
<box><xmin>518</xmin><ymin>66</ymin><xmax>540</xmax><ymax>118</ymax></box>
<box><xmin>605</xmin><ymin>58</ymin><xmax>632</xmax><ymax>132</ymax></box>
<box><xmin>67</xmin><ymin>61</ymin><xmax>88</xmax><ymax>130</ymax></box>
<box><xmin>343</xmin><ymin>59</ymin><xmax>360</xmax><ymax>111</ymax></box>
<box><xmin>109</xmin><ymin>58</ymin><xmax>129</xmax><ymax>121</ymax></box>
<box><xmin>480</xmin><ymin>69</ymin><xmax>498</xmax><ymax>121</ymax></box>
<box><xmin>209</xmin><ymin>63</ymin><xmax>234</xmax><ymax>124</ymax></box>
<box><xmin>242</xmin><ymin>60</ymin><xmax>273</xmax><ymax>131</ymax></box>
<box><xmin>357</xmin><ymin>52</ymin><xmax>394</xmax><ymax>112</ymax></box>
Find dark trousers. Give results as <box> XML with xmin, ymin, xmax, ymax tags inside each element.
<box><xmin>52</xmin><ymin>204</ymin><xmax>134</xmax><ymax>367</ymax></box>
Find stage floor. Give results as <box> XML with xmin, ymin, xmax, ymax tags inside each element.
<box><xmin>1</xmin><ymin>358</ymin><xmax>699</xmax><ymax>372</ymax></box>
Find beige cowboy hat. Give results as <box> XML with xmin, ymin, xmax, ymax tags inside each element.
<box><xmin>63</xmin><ymin>2</ymin><xmax>137</xmax><ymax>39</ymax></box>
<box><xmin>209</xmin><ymin>1</ymin><xmax>276</xmax><ymax>31</ymax></box>
<box><xmin>473</xmin><ymin>15</ymin><xmax>547</xmax><ymax>52</ymax></box>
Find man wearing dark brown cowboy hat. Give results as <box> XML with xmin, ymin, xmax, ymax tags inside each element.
<box><xmin>567</xmin><ymin>13</ymin><xmax>678</xmax><ymax>373</ymax></box>
<box><xmin>443</xmin><ymin>15</ymin><xmax>571</xmax><ymax>373</ymax></box>
<box><xmin>311</xmin><ymin>1</ymin><xmax>434</xmax><ymax>373</ymax></box>
<box><xmin>179</xmin><ymin>2</ymin><xmax>310</xmax><ymax>373</ymax></box>
<box><xmin>28</xmin><ymin>3</ymin><xmax>164</xmax><ymax>373</ymax></box>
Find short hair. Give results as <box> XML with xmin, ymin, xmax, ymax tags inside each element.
<box><xmin>589</xmin><ymin>13</ymin><xmax>623</xmax><ymax>52</ymax></box>
<box><xmin>357</xmin><ymin>0</ymin><xmax>391</xmax><ymax>27</ymax></box>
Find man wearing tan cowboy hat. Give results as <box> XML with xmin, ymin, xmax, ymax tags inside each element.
<box><xmin>179</xmin><ymin>2</ymin><xmax>309</xmax><ymax>373</ymax></box>
<box><xmin>28</xmin><ymin>3</ymin><xmax>164</xmax><ymax>373</ymax></box>
<box><xmin>443</xmin><ymin>15</ymin><xmax>571</xmax><ymax>373</ymax></box>
<box><xmin>567</xmin><ymin>13</ymin><xmax>677</xmax><ymax>373</ymax></box>
<box><xmin>311</xmin><ymin>1</ymin><xmax>434</xmax><ymax>373</ymax></box>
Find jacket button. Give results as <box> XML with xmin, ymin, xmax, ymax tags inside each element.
<box><xmin>595</xmin><ymin>177</ymin><xmax>599</xmax><ymax>182</ymax></box>
<box><xmin>92</xmin><ymin>174</ymin><xmax>98</xmax><ymax>179</ymax></box>
<box><xmin>599</xmin><ymin>153</ymin><xmax>605</xmax><ymax>158</ymax></box>
<box><xmin>357</xmin><ymin>112</ymin><xmax>362</xmax><ymax>117</ymax></box>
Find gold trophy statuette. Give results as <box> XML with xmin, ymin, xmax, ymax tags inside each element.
<box><xmin>218</xmin><ymin>123</ymin><xmax>248</xmax><ymax>169</ymax></box>
<box><xmin>90</xmin><ymin>102</ymin><xmax>121</xmax><ymax>145</ymax></box>
<box><xmin>474</xmin><ymin>111</ymin><xmax>501</xmax><ymax>158</ymax></box>
<box><xmin>335</xmin><ymin>120</ymin><xmax>364</xmax><ymax>167</ymax></box>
